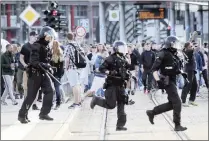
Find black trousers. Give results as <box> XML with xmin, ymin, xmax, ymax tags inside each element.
<box><xmin>142</xmin><ymin>69</ymin><xmax>153</xmax><ymax>90</ymax></box>
<box><xmin>153</xmin><ymin>81</ymin><xmax>182</xmax><ymax>125</ymax></box>
<box><xmin>181</xmin><ymin>71</ymin><xmax>197</xmax><ymax>103</ymax></box>
<box><xmin>94</xmin><ymin>86</ymin><xmax>126</xmax><ymax>127</ymax></box>
<box><xmin>202</xmin><ymin>69</ymin><xmax>209</xmax><ymax>88</ymax></box>
<box><xmin>18</xmin><ymin>71</ymin><xmax>54</xmax><ymax>117</ymax></box>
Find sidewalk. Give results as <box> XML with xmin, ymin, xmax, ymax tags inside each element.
<box><xmin>105</xmin><ymin>92</ymin><xmax>181</xmax><ymax>140</ymax></box>
<box><xmin>154</xmin><ymin>87</ymin><xmax>208</xmax><ymax>140</ymax></box>
<box><xmin>1</xmin><ymin>88</ymin><xmax>208</xmax><ymax>140</ymax></box>
<box><xmin>1</xmin><ymin>98</ymin><xmax>104</xmax><ymax>140</ymax></box>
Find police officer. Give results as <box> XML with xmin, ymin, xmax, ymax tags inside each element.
<box><xmin>146</xmin><ymin>36</ymin><xmax>187</xmax><ymax>131</ymax></box>
<box><xmin>18</xmin><ymin>26</ymin><xmax>57</xmax><ymax>124</ymax></box>
<box><xmin>90</xmin><ymin>41</ymin><xmax>131</xmax><ymax>131</ymax></box>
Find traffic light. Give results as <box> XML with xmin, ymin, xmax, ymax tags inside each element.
<box><xmin>167</xmin><ymin>26</ymin><xmax>171</xmax><ymax>36</ymax></box>
<box><xmin>43</xmin><ymin>2</ymin><xmax>62</xmax><ymax>32</ymax></box>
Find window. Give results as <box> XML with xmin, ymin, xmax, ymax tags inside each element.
<box><xmin>1</xmin><ymin>4</ymin><xmax>6</xmax><ymax>15</ymax></box>
<box><xmin>75</xmin><ymin>6</ymin><xmax>87</xmax><ymax>17</ymax></box>
<box><xmin>93</xmin><ymin>18</ymin><xmax>98</xmax><ymax>28</ymax></box>
<box><xmin>10</xmin><ymin>4</ymin><xmax>16</xmax><ymax>15</ymax></box>
<box><xmin>93</xmin><ymin>6</ymin><xmax>99</xmax><ymax>17</ymax></box>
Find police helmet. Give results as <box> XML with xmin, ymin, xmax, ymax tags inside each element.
<box><xmin>38</xmin><ymin>26</ymin><xmax>58</xmax><ymax>40</ymax></box>
<box><xmin>164</xmin><ymin>36</ymin><xmax>180</xmax><ymax>49</ymax></box>
<box><xmin>113</xmin><ymin>40</ymin><xmax>128</xmax><ymax>55</ymax></box>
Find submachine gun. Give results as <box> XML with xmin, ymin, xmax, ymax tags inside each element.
<box><xmin>103</xmin><ymin>53</ymin><xmax>132</xmax><ymax>105</ymax></box>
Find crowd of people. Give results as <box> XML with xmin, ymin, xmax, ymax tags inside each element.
<box><xmin>1</xmin><ymin>29</ymin><xmax>208</xmax><ymax>123</ymax></box>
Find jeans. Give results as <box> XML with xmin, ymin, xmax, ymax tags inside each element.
<box><xmin>88</xmin><ymin>73</ymin><xmax>94</xmax><ymax>90</ymax></box>
<box><xmin>54</xmin><ymin>77</ymin><xmax>61</xmax><ymax>105</ymax></box>
<box><xmin>138</xmin><ymin>70</ymin><xmax>143</xmax><ymax>87</ymax></box>
<box><xmin>16</xmin><ymin>68</ymin><xmax>24</xmax><ymax>95</ymax></box>
<box><xmin>177</xmin><ymin>75</ymin><xmax>184</xmax><ymax>89</ymax></box>
<box><xmin>1</xmin><ymin>75</ymin><xmax>16</xmax><ymax>103</ymax></box>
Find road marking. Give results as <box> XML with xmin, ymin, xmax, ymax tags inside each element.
<box><xmin>53</xmin><ymin>108</ymin><xmax>80</xmax><ymax>140</ymax></box>
<box><xmin>1</xmin><ymin>110</ymin><xmax>40</xmax><ymax>140</ymax></box>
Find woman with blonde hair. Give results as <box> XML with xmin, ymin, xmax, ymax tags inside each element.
<box><xmin>51</xmin><ymin>40</ymin><xmax>65</xmax><ymax>110</ymax></box>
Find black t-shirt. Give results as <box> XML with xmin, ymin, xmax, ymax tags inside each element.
<box><xmin>20</xmin><ymin>42</ymin><xmax>32</xmax><ymax>65</ymax></box>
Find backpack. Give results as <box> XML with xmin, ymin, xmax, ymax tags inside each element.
<box><xmin>68</xmin><ymin>43</ymin><xmax>87</xmax><ymax>68</ymax></box>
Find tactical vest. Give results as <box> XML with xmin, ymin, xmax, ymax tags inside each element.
<box><xmin>160</xmin><ymin>50</ymin><xmax>181</xmax><ymax>76</ymax></box>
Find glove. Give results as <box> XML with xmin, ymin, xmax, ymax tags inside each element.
<box><xmin>40</xmin><ymin>63</ymin><xmax>51</xmax><ymax>70</ymax></box>
<box><xmin>157</xmin><ymin>80</ymin><xmax>165</xmax><ymax>89</ymax></box>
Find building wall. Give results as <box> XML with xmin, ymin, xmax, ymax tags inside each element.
<box><xmin>1</xmin><ymin>2</ymin><xmax>99</xmax><ymax>44</ymax></box>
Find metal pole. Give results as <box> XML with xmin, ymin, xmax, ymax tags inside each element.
<box><xmin>170</xmin><ymin>2</ymin><xmax>176</xmax><ymax>36</ymax></box>
<box><xmin>88</xmin><ymin>2</ymin><xmax>94</xmax><ymax>44</ymax></box>
<box><xmin>141</xmin><ymin>20</ymin><xmax>144</xmax><ymax>41</ymax></box>
<box><xmin>119</xmin><ymin>1</ymin><xmax>126</xmax><ymax>42</ymax></box>
<box><xmin>16</xmin><ymin>1</ymin><xmax>23</xmax><ymax>44</ymax></box>
<box><xmin>66</xmin><ymin>6</ymin><xmax>71</xmax><ymax>32</ymax></box>
<box><xmin>190</xmin><ymin>12</ymin><xmax>194</xmax><ymax>33</ymax></box>
<box><xmin>28</xmin><ymin>1</ymin><xmax>31</xmax><ymax>41</ymax></box>
<box><xmin>197</xmin><ymin>5</ymin><xmax>203</xmax><ymax>43</ymax></box>
<box><xmin>99</xmin><ymin>2</ymin><xmax>106</xmax><ymax>43</ymax></box>
<box><xmin>185</xmin><ymin>4</ymin><xmax>190</xmax><ymax>41</ymax></box>
<box><xmin>155</xmin><ymin>20</ymin><xmax>160</xmax><ymax>44</ymax></box>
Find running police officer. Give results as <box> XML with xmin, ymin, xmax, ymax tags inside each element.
<box><xmin>146</xmin><ymin>36</ymin><xmax>187</xmax><ymax>131</ymax></box>
<box><xmin>90</xmin><ymin>41</ymin><xmax>131</xmax><ymax>131</ymax></box>
<box><xmin>18</xmin><ymin>26</ymin><xmax>57</xmax><ymax>123</ymax></box>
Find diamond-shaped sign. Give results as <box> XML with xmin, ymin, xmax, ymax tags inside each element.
<box><xmin>19</xmin><ymin>5</ymin><xmax>40</xmax><ymax>27</ymax></box>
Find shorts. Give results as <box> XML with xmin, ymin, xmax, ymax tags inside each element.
<box><xmin>66</xmin><ymin>69</ymin><xmax>81</xmax><ymax>87</ymax></box>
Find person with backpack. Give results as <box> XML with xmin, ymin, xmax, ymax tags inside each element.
<box><xmin>64</xmin><ymin>32</ymin><xmax>87</xmax><ymax>109</ymax></box>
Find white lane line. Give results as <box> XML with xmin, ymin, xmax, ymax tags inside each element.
<box><xmin>53</xmin><ymin>108</ymin><xmax>80</xmax><ymax>140</ymax></box>
<box><xmin>1</xmin><ymin>110</ymin><xmax>40</xmax><ymax>140</ymax></box>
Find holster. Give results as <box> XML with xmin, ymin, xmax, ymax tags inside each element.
<box><xmin>160</xmin><ymin>75</ymin><xmax>170</xmax><ymax>86</ymax></box>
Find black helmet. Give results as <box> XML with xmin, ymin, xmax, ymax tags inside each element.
<box><xmin>38</xmin><ymin>26</ymin><xmax>58</xmax><ymax>40</ymax></box>
<box><xmin>164</xmin><ymin>36</ymin><xmax>179</xmax><ymax>49</ymax></box>
<box><xmin>112</xmin><ymin>40</ymin><xmax>128</xmax><ymax>55</ymax></box>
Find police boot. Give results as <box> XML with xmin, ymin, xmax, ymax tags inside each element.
<box><xmin>146</xmin><ymin>110</ymin><xmax>154</xmax><ymax>124</ymax></box>
<box><xmin>18</xmin><ymin>116</ymin><xmax>28</xmax><ymax>124</ymax></box>
<box><xmin>116</xmin><ymin>126</ymin><xmax>127</xmax><ymax>131</ymax></box>
<box><xmin>90</xmin><ymin>95</ymin><xmax>97</xmax><ymax>109</ymax></box>
<box><xmin>39</xmin><ymin>114</ymin><xmax>54</xmax><ymax>121</ymax></box>
<box><xmin>174</xmin><ymin>124</ymin><xmax>187</xmax><ymax>131</ymax></box>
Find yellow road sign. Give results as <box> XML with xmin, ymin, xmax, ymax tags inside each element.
<box><xmin>19</xmin><ymin>5</ymin><xmax>40</xmax><ymax>27</ymax></box>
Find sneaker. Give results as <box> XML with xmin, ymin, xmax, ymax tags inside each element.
<box><xmin>32</xmin><ymin>104</ymin><xmax>39</xmax><ymax>110</ymax></box>
<box><xmin>1</xmin><ymin>101</ymin><xmax>8</xmax><ymax>105</ymax></box>
<box><xmin>12</xmin><ymin>101</ymin><xmax>18</xmax><ymax>105</ymax></box>
<box><xmin>188</xmin><ymin>101</ymin><xmax>198</xmax><ymax>106</ymax></box>
<box><xmin>68</xmin><ymin>103</ymin><xmax>76</xmax><ymax>109</ymax></box>
<box><xmin>182</xmin><ymin>103</ymin><xmax>190</xmax><ymax>107</ymax></box>
<box><xmin>15</xmin><ymin>94</ymin><xmax>19</xmax><ymax>99</ymax></box>
<box><xmin>54</xmin><ymin>104</ymin><xmax>60</xmax><ymax>110</ymax></box>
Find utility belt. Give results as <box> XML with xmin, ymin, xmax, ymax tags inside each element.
<box><xmin>27</xmin><ymin>67</ymin><xmax>44</xmax><ymax>77</ymax></box>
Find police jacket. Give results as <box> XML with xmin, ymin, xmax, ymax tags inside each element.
<box><xmin>151</xmin><ymin>48</ymin><xmax>181</xmax><ymax>78</ymax></box>
<box><xmin>29</xmin><ymin>38</ymin><xmax>52</xmax><ymax>70</ymax></box>
<box><xmin>99</xmin><ymin>53</ymin><xmax>131</xmax><ymax>86</ymax></box>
